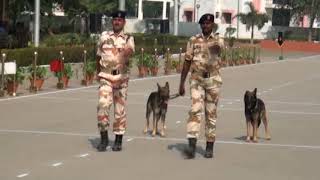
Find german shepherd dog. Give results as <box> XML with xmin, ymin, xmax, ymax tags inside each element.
<box><xmin>244</xmin><ymin>88</ymin><xmax>271</xmax><ymax>142</ymax></box>
<box><xmin>143</xmin><ymin>82</ymin><xmax>170</xmax><ymax>137</ymax></box>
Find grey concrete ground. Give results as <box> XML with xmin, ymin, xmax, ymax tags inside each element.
<box><xmin>1</xmin><ymin>53</ymin><xmax>320</xmax><ymax>180</ymax></box>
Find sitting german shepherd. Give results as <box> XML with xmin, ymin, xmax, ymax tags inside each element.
<box><xmin>244</xmin><ymin>88</ymin><xmax>271</xmax><ymax>142</ymax></box>
<box><xmin>143</xmin><ymin>82</ymin><xmax>170</xmax><ymax>137</ymax></box>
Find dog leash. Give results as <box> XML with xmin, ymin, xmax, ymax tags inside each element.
<box><xmin>169</xmin><ymin>93</ymin><xmax>180</xmax><ymax>100</ymax></box>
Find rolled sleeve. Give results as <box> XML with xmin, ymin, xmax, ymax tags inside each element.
<box><xmin>185</xmin><ymin>40</ymin><xmax>194</xmax><ymax>61</ymax></box>
<box><xmin>127</xmin><ymin>36</ymin><xmax>135</xmax><ymax>53</ymax></box>
<box><xmin>96</xmin><ymin>36</ymin><xmax>103</xmax><ymax>56</ymax></box>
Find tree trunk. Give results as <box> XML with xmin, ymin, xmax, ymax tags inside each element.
<box><xmin>251</xmin><ymin>24</ymin><xmax>254</xmax><ymax>44</ymax></box>
<box><xmin>80</xmin><ymin>16</ymin><xmax>86</xmax><ymax>34</ymax></box>
<box><xmin>308</xmin><ymin>0</ymin><xmax>316</xmax><ymax>42</ymax></box>
<box><xmin>308</xmin><ymin>16</ymin><xmax>316</xmax><ymax>42</ymax></box>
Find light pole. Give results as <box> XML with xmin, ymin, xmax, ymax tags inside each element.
<box><xmin>237</xmin><ymin>0</ymin><xmax>240</xmax><ymax>39</ymax></box>
<box><xmin>196</xmin><ymin>3</ymin><xmax>200</xmax><ymax>22</ymax></box>
<box><xmin>34</xmin><ymin>0</ymin><xmax>40</xmax><ymax>47</ymax></box>
<box><xmin>119</xmin><ymin>0</ymin><xmax>125</xmax><ymax>11</ymax></box>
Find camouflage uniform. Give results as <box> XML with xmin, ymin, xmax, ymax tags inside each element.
<box><xmin>96</xmin><ymin>30</ymin><xmax>135</xmax><ymax>135</ymax></box>
<box><xmin>185</xmin><ymin>32</ymin><xmax>224</xmax><ymax>141</ymax></box>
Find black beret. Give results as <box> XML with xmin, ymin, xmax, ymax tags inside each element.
<box><xmin>199</xmin><ymin>13</ymin><xmax>214</xmax><ymax>24</ymax></box>
<box><xmin>111</xmin><ymin>10</ymin><xmax>126</xmax><ymax>19</ymax></box>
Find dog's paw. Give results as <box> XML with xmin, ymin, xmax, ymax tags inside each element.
<box><xmin>143</xmin><ymin>128</ymin><xmax>149</xmax><ymax>134</ymax></box>
<box><xmin>245</xmin><ymin>136</ymin><xmax>251</xmax><ymax>142</ymax></box>
<box><xmin>265</xmin><ymin>136</ymin><xmax>271</xmax><ymax>140</ymax></box>
<box><xmin>160</xmin><ymin>131</ymin><xmax>166</xmax><ymax>137</ymax></box>
<box><xmin>151</xmin><ymin>131</ymin><xmax>156</xmax><ymax>137</ymax></box>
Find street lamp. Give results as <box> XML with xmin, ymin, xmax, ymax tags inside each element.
<box><xmin>196</xmin><ymin>3</ymin><xmax>200</xmax><ymax>22</ymax></box>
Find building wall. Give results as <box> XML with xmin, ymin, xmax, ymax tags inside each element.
<box><xmin>123</xmin><ymin>0</ymin><xmax>319</xmax><ymax>39</ymax></box>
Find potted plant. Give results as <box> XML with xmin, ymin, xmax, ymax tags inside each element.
<box><xmin>55</xmin><ymin>63</ymin><xmax>74</xmax><ymax>88</ymax></box>
<box><xmin>134</xmin><ymin>53</ymin><xmax>151</xmax><ymax>77</ymax></box>
<box><xmin>220</xmin><ymin>48</ymin><xmax>228</xmax><ymax>67</ymax></box>
<box><xmin>5</xmin><ymin>67</ymin><xmax>26</xmax><ymax>96</ymax></box>
<box><xmin>27</xmin><ymin>65</ymin><xmax>48</xmax><ymax>91</ymax></box>
<box><xmin>171</xmin><ymin>59</ymin><xmax>182</xmax><ymax>73</ymax></box>
<box><xmin>50</xmin><ymin>59</ymin><xmax>73</xmax><ymax>89</ymax></box>
<box><xmin>149</xmin><ymin>55</ymin><xmax>159</xmax><ymax>76</ymax></box>
<box><xmin>81</xmin><ymin>61</ymin><xmax>96</xmax><ymax>86</ymax></box>
<box><xmin>164</xmin><ymin>49</ymin><xmax>172</xmax><ymax>75</ymax></box>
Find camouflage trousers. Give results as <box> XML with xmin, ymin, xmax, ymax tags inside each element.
<box><xmin>97</xmin><ymin>78</ymin><xmax>128</xmax><ymax>135</ymax></box>
<box><xmin>187</xmin><ymin>76</ymin><xmax>221</xmax><ymax>142</ymax></box>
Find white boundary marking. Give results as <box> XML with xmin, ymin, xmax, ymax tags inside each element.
<box><xmin>77</xmin><ymin>153</ymin><xmax>90</xmax><ymax>158</ymax></box>
<box><xmin>17</xmin><ymin>173</ymin><xmax>29</xmax><ymax>178</ymax></box>
<box><xmin>20</xmin><ymin>97</ymin><xmax>320</xmax><ymax>116</ymax></box>
<box><xmin>52</xmin><ymin>162</ymin><xmax>63</xmax><ymax>167</ymax></box>
<box><xmin>1</xmin><ymin>129</ymin><xmax>320</xmax><ymax>150</ymax></box>
<box><xmin>1</xmin><ymin>54</ymin><xmax>320</xmax><ymax>103</ymax></box>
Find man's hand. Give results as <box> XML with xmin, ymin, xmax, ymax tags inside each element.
<box><xmin>117</xmin><ymin>47</ymin><xmax>133</xmax><ymax>65</ymax></box>
<box><xmin>179</xmin><ymin>83</ymin><xmax>185</xmax><ymax>96</ymax></box>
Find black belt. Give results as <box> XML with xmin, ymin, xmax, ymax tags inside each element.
<box><xmin>202</xmin><ymin>72</ymin><xmax>211</xmax><ymax>78</ymax></box>
<box><xmin>192</xmin><ymin>70</ymin><xmax>211</xmax><ymax>78</ymax></box>
<box><xmin>112</xmin><ymin>69</ymin><xmax>120</xmax><ymax>75</ymax></box>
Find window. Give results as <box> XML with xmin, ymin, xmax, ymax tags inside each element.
<box><xmin>222</xmin><ymin>12</ymin><xmax>232</xmax><ymax>24</ymax></box>
<box><xmin>184</xmin><ymin>11</ymin><xmax>193</xmax><ymax>22</ymax></box>
<box><xmin>272</xmin><ymin>9</ymin><xmax>290</xmax><ymax>26</ymax></box>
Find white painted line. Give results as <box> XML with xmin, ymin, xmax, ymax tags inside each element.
<box><xmin>52</xmin><ymin>162</ymin><xmax>63</xmax><ymax>167</ymax></box>
<box><xmin>0</xmin><ymin>86</ymin><xmax>96</xmax><ymax>102</ymax></box>
<box><xmin>176</xmin><ymin>121</ymin><xmax>181</xmax><ymax>124</ymax></box>
<box><xmin>227</xmin><ymin>102</ymin><xmax>233</xmax><ymax>105</ymax></box>
<box><xmin>220</xmin><ymin>54</ymin><xmax>320</xmax><ymax>71</ymax></box>
<box><xmin>1</xmin><ymin>129</ymin><xmax>320</xmax><ymax>150</ymax></box>
<box><xmin>220</xmin><ymin>105</ymin><xmax>224</xmax><ymax>108</ymax></box>
<box><xmin>17</xmin><ymin>173</ymin><xmax>29</xmax><ymax>178</ymax></box>
<box><xmin>257</xmin><ymin>93</ymin><xmax>261</xmax><ymax>95</ymax></box>
<box><xmin>1</xmin><ymin>53</ymin><xmax>320</xmax><ymax>103</ymax></box>
<box><xmin>78</xmin><ymin>153</ymin><xmax>90</xmax><ymax>158</ymax></box>
<box><xmin>0</xmin><ymin>75</ymin><xmax>180</xmax><ymax>102</ymax></box>
<box><xmin>262</xmin><ymin>91</ymin><xmax>268</xmax><ymax>93</ymax></box>
<box><xmin>269</xmin><ymin>88</ymin><xmax>273</xmax><ymax>91</ymax></box>
<box><xmin>128</xmin><ymin>136</ymin><xmax>320</xmax><ymax>150</ymax></box>
<box><xmin>0</xmin><ymin>129</ymin><xmax>96</xmax><ymax>137</ymax></box>
<box><xmin>127</xmin><ymin>138</ymin><xmax>134</xmax><ymax>142</ymax></box>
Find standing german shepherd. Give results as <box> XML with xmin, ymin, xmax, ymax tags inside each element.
<box><xmin>244</xmin><ymin>88</ymin><xmax>271</xmax><ymax>142</ymax></box>
<box><xmin>143</xmin><ymin>82</ymin><xmax>170</xmax><ymax>137</ymax></box>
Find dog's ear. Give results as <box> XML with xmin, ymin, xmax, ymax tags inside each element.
<box><xmin>157</xmin><ymin>83</ymin><xmax>161</xmax><ymax>90</ymax></box>
<box><xmin>165</xmin><ymin>82</ymin><xmax>169</xmax><ymax>88</ymax></box>
<box><xmin>253</xmin><ymin>88</ymin><xmax>257</xmax><ymax>96</ymax></box>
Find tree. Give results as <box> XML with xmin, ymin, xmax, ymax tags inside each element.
<box><xmin>290</xmin><ymin>0</ymin><xmax>320</xmax><ymax>42</ymax></box>
<box><xmin>235</xmin><ymin>2</ymin><xmax>269</xmax><ymax>44</ymax></box>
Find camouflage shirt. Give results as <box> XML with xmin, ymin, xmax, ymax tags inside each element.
<box><xmin>185</xmin><ymin>32</ymin><xmax>224</xmax><ymax>82</ymax></box>
<box><xmin>97</xmin><ymin>30</ymin><xmax>135</xmax><ymax>82</ymax></box>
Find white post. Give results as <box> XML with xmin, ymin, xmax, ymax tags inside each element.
<box><xmin>119</xmin><ymin>0</ymin><xmax>125</xmax><ymax>11</ymax></box>
<box><xmin>174</xmin><ymin>0</ymin><xmax>178</xmax><ymax>35</ymax></box>
<box><xmin>34</xmin><ymin>0</ymin><xmax>40</xmax><ymax>47</ymax></box>
<box><xmin>138</xmin><ymin>0</ymin><xmax>143</xmax><ymax>20</ymax></box>
<box><xmin>162</xmin><ymin>0</ymin><xmax>167</xmax><ymax>20</ymax></box>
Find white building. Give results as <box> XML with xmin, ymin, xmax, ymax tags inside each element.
<box><xmin>123</xmin><ymin>0</ymin><xmax>319</xmax><ymax>40</ymax></box>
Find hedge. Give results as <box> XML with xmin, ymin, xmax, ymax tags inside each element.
<box><xmin>1</xmin><ymin>46</ymin><xmax>95</xmax><ymax>66</ymax></box>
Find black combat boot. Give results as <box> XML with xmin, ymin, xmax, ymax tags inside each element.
<box><xmin>97</xmin><ymin>131</ymin><xmax>109</xmax><ymax>152</ymax></box>
<box><xmin>204</xmin><ymin>141</ymin><xmax>214</xmax><ymax>158</ymax></box>
<box><xmin>184</xmin><ymin>138</ymin><xmax>197</xmax><ymax>159</ymax></box>
<box><xmin>112</xmin><ymin>135</ymin><xmax>123</xmax><ymax>151</ymax></box>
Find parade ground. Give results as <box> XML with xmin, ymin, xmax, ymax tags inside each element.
<box><xmin>1</xmin><ymin>54</ymin><xmax>320</xmax><ymax>180</ymax></box>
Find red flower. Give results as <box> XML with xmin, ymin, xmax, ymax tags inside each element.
<box><xmin>50</xmin><ymin>59</ymin><xmax>64</xmax><ymax>73</ymax></box>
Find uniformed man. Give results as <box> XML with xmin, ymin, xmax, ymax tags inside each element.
<box><xmin>179</xmin><ymin>13</ymin><xmax>224</xmax><ymax>159</ymax></box>
<box><xmin>96</xmin><ymin>10</ymin><xmax>135</xmax><ymax>152</ymax></box>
